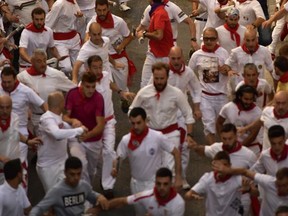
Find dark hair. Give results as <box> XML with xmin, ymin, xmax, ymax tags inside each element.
<box><xmin>95</xmin><ymin>0</ymin><xmax>109</xmax><ymax>7</ymax></box>
<box><xmin>276</xmin><ymin>167</ymin><xmax>288</xmax><ymax>180</ymax></box>
<box><xmin>87</xmin><ymin>55</ymin><xmax>103</xmax><ymax>68</ymax></box>
<box><xmin>274</xmin><ymin>56</ymin><xmax>288</xmax><ymax>72</ymax></box>
<box><xmin>213</xmin><ymin>151</ymin><xmax>231</xmax><ymax>164</ymax></box>
<box><xmin>152</xmin><ymin>62</ymin><xmax>170</xmax><ymax>76</ymax></box>
<box><xmin>276</xmin><ymin>206</ymin><xmax>288</xmax><ymax>215</ymax></box>
<box><xmin>156</xmin><ymin>167</ymin><xmax>172</xmax><ymax>180</ymax></box>
<box><xmin>4</xmin><ymin>158</ymin><xmax>22</xmax><ymax>180</ymax></box>
<box><xmin>221</xmin><ymin>123</ymin><xmax>237</xmax><ymax>134</ymax></box>
<box><xmin>81</xmin><ymin>72</ymin><xmax>97</xmax><ymax>83</ymax></box>
<box><xmin>1</xmin><ymin>66</ymin><xmax>17</xmax><ymax>79</ymax></box>
<box><xmin>243</xmin><ymin>63</ymin><xmax>258</xmax><ymax>74</ymax></box>
<box><xmin>279</xmin><ymin>44</ymin><xmax>288</xmax><ymax>57</ymax></box>
<box><xmin>65</xmin><ymin>157</ymin><xmax>82</xmax><ymax>171</ymax></box>
<box><xmin>234</xmin><ymin>84</ymin><xmax>257</xmax><ymax>104</ymax></box>
<box><xmin>31</xmin><ymin>7</ymin><xmax>46</xmax><ymax>18</ymax></box>
<box><xmin>129</xmin><ymin>107</ymin><xmax>147</xmax><ymax>120</ymax></box>
<box><xmin>268</xmin><ymin>125</ymin><xmax>285</xmax><ymax>140</ymax></box>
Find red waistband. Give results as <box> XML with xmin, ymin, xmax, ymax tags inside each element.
<box><xmin>157</xmin><ymin>123</ymin><xmax>178</xmax><ymax>134</ymax></box>
<box><xmin>202</xmin><ymin>91</ymin><xmax>224</xmax><ymax>96</ymax></box>
<box><xmin>105</xmin><ymin>115</ymin><xmax>114</xmax><ymax>123</ymax></box>
<box><xmin>110</xmin><ymin>50</ymin><xmax>127</xmax><ymax>59</ymax></box>
<box><xmin>53</xmin><ymin>30</ymin><xmax>77</xmax><ymax>40</ymax></box>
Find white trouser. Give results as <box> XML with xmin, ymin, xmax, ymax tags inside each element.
<box><xmin>268</xmin><ymin>17</ymin><xmax>286</xmax><ymax>54</ymax></box>
<box><xmin>141</xmin><ymin>51</ymin><xmax>169</xmax><ymax>88</ymax></box>
<box><xmin>55</xmin><ymin>34</ymin><xmax>81</xmax><ymax>75</ymax></box>
<box><xmin>130</xmin><ymin>177</ymin><xmax>154</xmax><ymax>216</ymax></box>
<box><xmin>76</xmin><ymin>8</ymin><xmax>96</xmax><ymax>40</ymax></box>
<box><xmin>18</xmin><ymin>127</ymin><xmax>29</xmax><ymax>191</ymax></box>
<box><xmin>36</xmin><ymin>160</ymin><xmax>65</xmax><ymax>192</ymax></box>
<box><xmin>69</xmin><ymin>139</ymin><xmax>102</xmax><ymax>184</ymax></box>
<box><xmin>101</xmin><ymin>118</ymin><xmax>117</xmax><ymax>190</ymax></box>
<box><xmin>110</xmin><ymin>56</ymin><xmax>129</xmax><ymax>91</ymax></box>
<box><xmin>194</xmin><ymin>19</ymin><xmax>206</xmax><ymax>45</ymax></box>
<box><xmin>200</xmin><ymin>93</ymin><xmax>228</xmax><ymax>135</ymax></box>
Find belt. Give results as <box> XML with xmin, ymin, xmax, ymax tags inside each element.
<box><xmin>202</xmin><ymin>91</ymin><xmax>224</xmax><ymax>96</ymax></box>
<box><xmin>15</xmin><ymin>0</ymin><xmax>37</xmax><ymax>10</ymax></box>
<box><xmin>195</xmin><ymin>18</ymin><xmax>207</xmax><ymax>22</ymax></box>
<box><xmin>53</xmin><ymin>30</ymin><xmax>78</xmax><ymax>40</ymax></box>
<box><xmin>157</xmin><ymin>123</ymin><xmax>178</xmax><ymax>134</ymax></box>
<box><xmin>105</xmin><ymin>115</ymin><xmax>114</xmax><ymax>123</ymax></box>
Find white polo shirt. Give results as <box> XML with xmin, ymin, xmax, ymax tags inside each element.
<box><xmin>127</xmin><ymin>189</ymin><xmax>185</xmax><ymax>216</ymax></box>
<box><xmin>77</xmin><ymin>37</ymin><xmax>111</xmax><ymax>73</ymax></box>
<box><xmin>0</xmin><ymin>181</ymin><xmax>30</xmax><ymax>216</ymax></box>
<box><xmin>192</xmin><ymin>172</ymin><xmax>242</xmax><ymax>216</ymax></box>
<box><xmin>117</xmin><ymin>129</ymin><xmax>174</xmax><ymax>181</ymax></box>
<box><xmin>140</xmin><ymin>1</ymin><xmax>188</xmax><ymax>40</ymax></box>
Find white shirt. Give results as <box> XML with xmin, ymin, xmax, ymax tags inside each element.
<box><xmin>199</xmin><ymin>0</ymin><xmax>225</xmax><ymax>29</ymax></box>
<box><xmin>205</xmin><ymin>142</ymin><xmax>257</xmax><ymax>168</ymax></box>
<box><xmin>188</xmin><ymin>47</ymin><xmax>229</xmax><ymax>94</ymax></box>
<box><xmin>19</xmin><ymin>26</ymin><xmax>54</xmax><ymax>67</ymax></box>
<box><xmin>254</xmin><ymin>173</ymin><xmax>288</xmax><ymax>216</ymax></box>
<box><xmin>216</xmin><ymin>24</ymin><xmax>246</xmax><ymax>54</ymax></box>
<box><xmin>129</xmin><ymin>84</ymin><xmax>194</xmax><ymax>130</ymax></box>
<box><xmin>0</xmin><ymin>83</ymin><xmax>44</xmax><ymax>131</ymax></box>
<box><xmin>235</xmin><ymin>79</ymin><xmax>273</xmax><ymax>109</ymax></box>
<box><xmin>86</xmin><ymin>14</ymin><xmax>130</xmax><ymax>55</ymax></box>
<box><xmin>37</xmin><ymin>111</ymin><xmax>84</xmax><ymax>167</ymax></box>
<box><xmin>260</xmin><ymin>106</ymin><xmax>288</xmax><ymax>150</ymax></box>
<box><xmin>192</xmin><ymin>172</ymin><xmax>242</xmax><ymax>216</ymax></box>
<box><xmin>77</xmin><ymin>37</ymin><xmax>111</xmax><ymax>73</ymax></box>
<box><xmin>0</xmin><ymin>181</ymin><xmax>30</xmax><ymax>216</ymax></box>
<box><xmin>235</xmin><ymin>0</ymin><xmax>265</xmax><ymax>26</ymax></box>
<box><xmin>75</xmin><ymin>0</ymin><xmax>94</xmax><ymax>10</ymax></box>
<box><xmin>251</xmin><ymin>148</ymin><xmax>288</xmax><ymax>176</ymax></box>
<box><xmin>117</xmin><ymin>129</ymin><xmax>174</xmax><ymax>181</ymax></box>
<box><xmin>140</xmin><ymin>1</ymin><xmax>188</xmax><ymax>40</ymax></box>
<box><xmin>127</xmin><ymin>189</ymin><xmax>185</xmax><ymax>216</ymax></box>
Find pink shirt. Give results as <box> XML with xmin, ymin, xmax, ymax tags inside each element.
<box><xmin>65</xmin><ymin>87</ymin><xmax>104</xmax><ymax>142</ymax></box>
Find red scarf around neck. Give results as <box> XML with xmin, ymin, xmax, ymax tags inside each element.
<box><xmin>236</xmin><ymin>101</ymin><xmax>256</xmax><ymax>115</ymax></box>
<box><xmin>0</xmin><ymin>117</ymin><xmax>11</xmax><ymax>132</ymax></box>
<box><xmin>26</xmin><ymin>23</ymin><xmax>47</xmax><ymax>33</ymax></box>
<box><xmin>2</xmin><ymin>80</ymin><xmax>20</xmax><ymax>93</ymax></box>
<box><xmin>241</xmin><ymin>44</ymin><xmax>259</xmax><ymax>55</ymax></box>
<box><xmin>1</xmin><ymin>47</ymin><xmax>12</xmax><ymax>59</ymax></box>
<box><xmin>270</xmin><ymin>145</ymin><xmax>288</xmax><ymax>162</ymax></box>
<box><xmin>279</xmin><ymin>72</ymin><xmax>288</xmax><ymax>83</ymax></box>
<box><xmin>219</xmin><ymin>0</ymin><xmax>228</xmax><ymax>7</ymax></box>
<box><xmin>214</xmin><ymin>171</ymin><xmax>232</xmax><ymax>183</ymax></box>
<box><xmin>237</xmin><ymin>0</ymin><xmax>247</xmax><ymax>3</ymax></box>
<box><xmin>96</xmin><ymin>74</ymin><xmax>103</xmax><ymax>82</ymax></box>
<box><xmin>222</xmin><ymin>142</ymin><xmax>242</xmax><ymax>154</ymax></box>
<box><xmin>96</xmin><ymin>12</ymin><xmax>114</xmax><ymax>29</ymax></box>
<box><xmin>27</xmin><ymin>66</ymin><xmax>46</xmax><ymax>77</ymax></box>
<box><xmin>169</xmin><ymin>62</ymin><xmax>185</xmax><ymax>75</ymax></box>
<box><xmin>128</xmin><ymin>127</ymin><xmax>149</xmax><ymax>151</ymax></box>
<box><xmin>273</xmin><ymin>108</ymin><xmax>288</xmax><ymax>119</ymax></box>
<box><xmin>202</xmin><ymin>44</ymin><xmax>220</xmax><ymax>53</ymax></box>
<box><xmin>224</xmin><ymin>23</ymin><xmax>240</xmax><ymax>46</ymax></box>
<box><xmin>66</xmin><ymin>0</ymin><xmax>75</xmax><ymax>3</ymax></box>
<box><xmin>154</xmin><ymin>186</ymin><xmax>177</xmax><ymax>206</ymax></box>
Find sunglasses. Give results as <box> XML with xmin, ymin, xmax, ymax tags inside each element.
<box><xmin>203</xmin><ymin>37</ymin><xmax>217</xmax><ymax>41</ymax></box>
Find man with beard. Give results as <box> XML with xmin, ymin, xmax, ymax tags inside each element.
<box><xmin>216</xmin><ymin>85</ymin><xmax>262</xmax><ymax>155</ymax></box>
<box><xmin>19</xmin><ymin>7</ymin><xmax>62</xmax><ymax>71</ymax></box>
<box><xmin>85</xmin><ymin>0</ymin><xmax>134</xmax><ymax>91</ymax></box>
<box><xmin>129</xmin><ymin>62</ymin><xmax>194</xmax><ymax>184</ymax></box>
<box><xmin>216</xmin><ymin>8</ymin><xmax>246</xmax><ymax>54</ymax></box>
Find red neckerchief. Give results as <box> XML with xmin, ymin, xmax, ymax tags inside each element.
<box><xmin>214</xmin><ymin>171</ymin><xmax>232</xmax><ymax>183</ymax></box>
<box><xmin>128</xmin><ymin>127</ymin><xmax>149</xmax><ymax>151</ymax></box>
<box><xmin>2</xmin><ymin>80</ymin><xmax>20</xmax><ymax>93</ymax></box>
<box><xmin>169</xmin><ymin>61</ymin><xmax>185</xmax><ymax>75</ymax></box>
<box><xmin>270</xmin><ymin>145</ymin><xmax>288</xmax><ymax>162</ymax></box>
<box><xmin>223</xmin><ymin>23</ymin><xmax>241</xmax><ymax>46</ymax></box>
<box><xmin>0</xmin><ymin>116</ymin><xmax>11</xmax><ymax>132</ymax></box>
<box><xmin>236</xmin><ymin>101</ymin><xmax>256</xmax><ymax>115</ymax></box>
<box><xmin>244</xmin><ymin>79</ymin><xmax>259</xmax><ymax>89</ymax></box>
<box><xmin>66</xmin><ymin>0</ymin><xmax>75</xmax><ymax>4</ymax></box>
<box><xmin>273</xmin><ymin>108</ymin><xmax>288</xmax><ymax>119</ymax></box>
<box><xmin>279</xmin><ymin>73</ymin><xmax>288</xmax><ymax>83</ymax></box>
<box><xmin>96</xmin><ymin>74</ymin><xmax>103</xmax><ymax>82</ymax></box>
<box><xmin>202</xmin><ymin>44</ymin><xmax>220</xmax><ymax>53</ymax></box>
<box><xmin>222</xmin><ymin>142</ymin><xmax>242</xmax><ymax>154</ymax></box>
<box><xmin>237</xmin><ymin>0</ymin><xmax>246</xmax><ymax>3</ymax></box>
<box><xmin>154</xmin><ymin>186</ymin><xmax>177</xmax><ymax>206</ymax></box>
<box><xmin>27</xmin><ymin>66</ymin><xmax>46</xmax><ymax>77</ymax></box>
<box><xmin>163</xmin><ymin>0</ymin><xmax>169</xmax><ymax>4</ymax></box>
<box><xmin>241</xmin><ymin>43</ymin><xmax>259</xmax><ymax>55</ymax></box>
<box><xmin>26</xmin><ymin>22</ymin><xmax>47</xmax><ymax>33</ymax></box>
<box><xmin>219</xmin><ymin>0</ymin><xmax>228</xmax><ymax>7</ymax></box>
<box><xmin>96</xmin><ymin>11</ymin><xmax>114</xmax><ymax>29</ymax></box>
<box><xmin>1</xmin><ymin>47</ymin><xmax>12</xmax><ymax>59</ymax></box>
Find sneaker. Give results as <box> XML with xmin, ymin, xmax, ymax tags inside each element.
<box><xmin>182</xmin><ymin>179</ymin><xmax>191</xmax><ymax>190</ymax></box>
<box><xmin>119</xmin><ymin>2</ymin><xmax>131</xmax><ymax>11</ymax></box>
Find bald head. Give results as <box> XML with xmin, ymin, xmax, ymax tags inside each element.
<box><xmin>244</xmin><ymin>29</ymin><xmax>258</xmax><ymax>51</ymax></box>
<box><xmin>244</xmin><ymin>29</ymin><xmax>257</xmax><ymax>39</ymax></box>
<box><xmin>0</xmin><ymin>95</ymin><xmax>12</xmax><ymax>120</ymax></box>
<box><xmin>169</xmin><ymin>46</ymin><xmax>184</xmax><ymax>70</ymax></box>
<box><xmin>169</xmin><ymin>46</ymin><xmax>183</xmax><ymax>57</ymax></box>
<box><xmin>274</xmin><ymin>91</ymin><xmax>288</xmax><ymax>116</ymax></box>
<box><xmin>48</xmin><ymin>91</ymin><xmax>64</xmax><ymax>110</ymax></box>
<box><xmin>89</xmin><ymin>22</ymin><xmax>101</xmax><ymax>33</ymax></box>
<box><xmin>89</xmin><ymin>22</ymin><xmax>103</xmax><ymax>45</ymax></box>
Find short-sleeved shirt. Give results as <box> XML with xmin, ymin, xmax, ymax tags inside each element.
<box><xmin>65</xmin><ymin>87</ymin><xmax>104</xmax><ymax>142</ymax></box>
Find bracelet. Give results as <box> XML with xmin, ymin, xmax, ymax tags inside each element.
<box><xmin>187</xmin><ymin>133</ymin><xmax>194</xmax><ymax>138</ymax></box>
